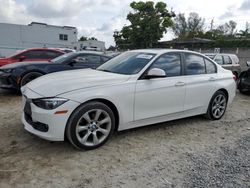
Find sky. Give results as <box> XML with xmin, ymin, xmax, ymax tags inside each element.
<box><xmin>0</xmin><ymin>0</ymin><xmax>250</xmax><ymax>47</ymax></box>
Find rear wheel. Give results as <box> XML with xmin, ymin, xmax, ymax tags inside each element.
<box><xmin>206</xmin><ymin>91</ymin><xmax>228</xmax><ymax>120</ymax></box>
<box><xmin>66</xmin><ymin>102</ymin><xmax>115</xmax><ymax>150</ymax></box>
<box><xmin>20</xmin><ymin>72</ymin><xmax>43</xmax><ymax>87</ymax></box>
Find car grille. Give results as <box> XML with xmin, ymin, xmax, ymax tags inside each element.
<box><xmin>24</xmin><ymin>99</ymin><xmax>49</xmax><ymax>132</ymax></box>
<box><xmin>24</xmin><ymin>100</ymin><xmax>32</xmax><ymax>116</ymax></box>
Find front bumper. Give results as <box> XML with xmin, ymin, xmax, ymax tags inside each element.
<box><xmin>0</xmin><ymin>72</ymin><xmax>18</xmax><ymax>90</ymax></box>
<box><xmin>21</xmin><ymin>92</ymin><xmax>80</xmax><ymax>141</ymax></box>
<box><xmin>240</xmin><ymin>78</ymin><xmax>250</xmax><ymax>90</ymax></box>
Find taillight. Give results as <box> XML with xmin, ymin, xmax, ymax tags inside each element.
<box><xmin>233</xmin><ymin>75</ymin><xmax>237</xmax><ymax>82</ymax></box>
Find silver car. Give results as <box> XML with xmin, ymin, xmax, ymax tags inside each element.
<box><xmin>205</xmin><ymin>53</ymin><xmax>241</xmax><ymax>79</ymax></box>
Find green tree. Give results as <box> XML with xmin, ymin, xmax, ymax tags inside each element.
<box><xmin>172</xmin><ymin>12</ymin><xmax>205</xmax><ymax>39</ymax></box>
<box><xmin>228</xmin><ymin>20</ymin><xmax>237</xmax><ymax>35</ymax></box>
<box><xmin>114</xmin><ymin>1</ymin><xmax>175</xmax><ymax>49</ymax></box>
<box><xmin>88</xmin><ymin>37</ymin><xmax>98</xmax><ymax>41</ymax></box>
<box><xmin>79</xmin><ymin>36</ymin><xmax>88</xmax><ymax>41</ymax></box>
<box><xmin>216</xmin><ymin>20</ymin><xmax>237</xmax><ymax>36</ymax></box>
<box><xmin>187</xmin><ymin>13</ymin><xmax>205</xmax><ymax>37</ymax></box>
<box><xmin>79</xmin><ymin>36</ymin><xmax>98</xmax><ymax>41</ymax></box>
<box><xmin>238</xmin><ymin>22</ymin><xmax>250</xmax><ymax>37</ymax></box>
<box><xmin>113</xmin><ymin>30</ymin><xmax>131</xmax><ymax>49</ymax></box>
<box><xmin>203</xmin><ymin>20</ymin><xmax>237</xmax><ymax>40</ymax></box>
<box><xmin>171</xmin><ymin>13</ymin><xmax>187</xmax><ymax>39</ymax></box>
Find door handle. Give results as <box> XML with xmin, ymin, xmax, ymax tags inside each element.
<box><xmin>175</xmin><ymin>82</ymin><xmax>185</xmax><ymax>87</ymax></box>
<box><xmin>209</xmin><ymin>77</ymin><xmax>216</xmax><ymax>81</ymax></box>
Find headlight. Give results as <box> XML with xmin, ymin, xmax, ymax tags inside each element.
<box><xmin>32</xmin><ymin>98</ymin><xmax>68</xmax><ymax>110</ymax></box>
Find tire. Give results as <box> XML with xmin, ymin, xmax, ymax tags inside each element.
<box><xmin>238</xmin><ymin>77</ymin><xmax>249</xmax><ymax>94</ymax></box>
<box><xmin>20</xmin><ymin>72</ymin><xmax>43</xmax><ymax>87</ymax></box>
<box><xmin>206</xmin><ymin>91</ymin><xmax>228</xmax><ymax>120</ymax></box>
<box><xmin>239</xmin><ymin>85</ymin><xmax>248</xmax><ymax>94</ymax></box>
<box><xmin>66</xmin><ymin>102</ymin><xmax>115</xmax><ymax>150</ymax></box>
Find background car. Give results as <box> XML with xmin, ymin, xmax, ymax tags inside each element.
<box><xmin>104</xmin><ymin>51</ymin><xmax>122</xmax><ymax>58</ymax></box>
<box><xmin>205</xmin><ymin>53</ymin><xmax>241</xmax><ymax>79</ymax></box>
<box><xmin>51</xmin><ymin>48</ymin><xmax>76</xmax><ymax>53</ymax></box>
<box><xmin>0</xmin><ymin>51</ymin><xmax>111</xmax><ymax>91</ymax></box>
<box><xmin>238</xmin><ymin>61</ymin><xmax>250</xmax><ymax>94</ymax></box>
<box><xmin>21</xmin><ymin>49</ymin><xmax>236</xmax><ymax>150</ymax></box>
<box><xmin>0</xmin><ymin>48</ymin><xmax>65</xmax><ymax>67</ymax></box>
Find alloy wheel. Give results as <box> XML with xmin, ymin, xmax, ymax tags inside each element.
<box><xmin>211</xmin><ymin>94</ymin><xmax>227</xmax><ymax>119</ymax></box>
<box><xmin>75</xmin><ymin>109</ymin><xmax>112</xmax><ymax>147</ymax></box>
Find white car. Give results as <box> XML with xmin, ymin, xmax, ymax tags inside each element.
<box><xmin>21</xmin><ymin>49</ymin><xmax>236</xmax><ymax>150</ymax></box>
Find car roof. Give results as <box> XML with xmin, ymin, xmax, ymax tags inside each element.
<box><xmin>204</xmin><ymin>53</ymin><xmax>237</xmax><ymax>56</ymax></box>
<box><xmin>74</xmin><ymin>51</ymin><xmax>110</xmax><ymax>58</ymax></box>
<box><xmin>23</xmin><ymin>48</ymin><xmax>65</xmax><ymax>53</ymax></box>
<box><xmin>76</xmin><ymin>50</ymin><xmax>105</xmax><ymax>55</ymax></box>
<box><xmin>129</xmin><ymin>49</ymin><xmax>206</xmax><ymax>56</ymax></box>
<box><xmin>77</xmin><ymin>50</ymin><xmax>103</xmax><ymax>53</ymax></box>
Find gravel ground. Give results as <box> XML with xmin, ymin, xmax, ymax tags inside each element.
<box><xmin>0</xmin><ymin>89</ymin><xmax>249</xmax><ymax>188</ymax></box>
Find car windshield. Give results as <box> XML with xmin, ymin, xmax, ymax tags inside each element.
<box><xmin>50</xmin><ymin>52</ymin><xmax>76</xmax><ymax>64</ymax></box>
<box><xmin>97</xmin><ymin>52</ymin><xmax>156</xmax><ymax>75</ymax></box>
<box><xmin>205</xmin><ymin>54</ymin><xmax>216</xmax><ymax>59</ymax></box>
<box><xmin>7</xmin><ymin>50</ymin><xmax>25</xmax><ymax>58</ymax></box>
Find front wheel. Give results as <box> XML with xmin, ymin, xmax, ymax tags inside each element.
<box><xmin>20</xmin><ymin>72</ymin><xmax>43</xmax><ymax>87</ymax></box>
<box><xmin>66</xmin><ymin>102</ymin><xmax>115</xmax><ymax>150</ymax></box>
<box><xmin>239</xmin><ymin>85</ymin><xmax>249</xmax><ymax>94</ymax></box>
<box><xmin>206</xmin><ymin>91</ymin><xmax>228</xmax><ymax>120</ymax></box>
<box><xmin>238</xmin><ymin>77</ymin><xmax>249</xmax><ymax>94</ymax></box>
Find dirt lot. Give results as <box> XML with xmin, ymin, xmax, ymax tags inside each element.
<box><xmin>0</xmin><ymin>89</ymin><xmax>249</xmax><ymax>188</ymax></box>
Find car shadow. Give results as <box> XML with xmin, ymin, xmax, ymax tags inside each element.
<box><xmin>116</xmin><ymin>115</ymin><xmax>207</xmax><ymax>136</ymax></box>
<box><xmin>4</xmin><ymin>115</ymin><xmax>207</xmax><ymax>156</ymax></box>
<box><xmin>0</xmin><ymin>89</ymin><xmax>20</xmax><ymax>97</ymax></box>
<box><xmin>239</xmin><ymin>91</ymin><xmax>250</xmax><ymax>96</ymax></box>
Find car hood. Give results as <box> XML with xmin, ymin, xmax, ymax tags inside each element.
<box><xmin>25</xmin><ymin>69</ymin><xmax>131</xmax><ymax>97</ymax></box>
<box><xmin>0</xmin><ymin>58</ymin><xmax>10</xmax><ymax>66</ymax></box>
<box><xmin>0</xmin><ymin>61</ymin><xmax>49</xmax><ymax>69</ymax></box>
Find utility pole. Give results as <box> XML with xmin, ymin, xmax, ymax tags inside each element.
<box><xmin>210</xmin><ymin>18</ymin><xmax>214</xmax><ymax>31</ymax></box>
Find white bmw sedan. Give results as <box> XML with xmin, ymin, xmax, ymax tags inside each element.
<box><xmin>21</xmin><ymin>49</ymin><xmax>236</xmax><ymax>150</ymax></box>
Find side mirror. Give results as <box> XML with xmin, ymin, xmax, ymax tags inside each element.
<box><xmin>145</xmin><ymin>68</ymin><xmax>166</xmax><ymax>79</ymax></box>
<box><xmin>246</xmin><ymin>61</ymin><xmax>250</xmax><ymax>67</ymax></box>
<box><xmin>69</xmin><ymin>59</ymin><xmax>77</xmax><ymax>66</ymax></box>
<box><xmin>19</xmin><ymin>56</ymin><xmax>26</xmax><ymax>61</ymax></box>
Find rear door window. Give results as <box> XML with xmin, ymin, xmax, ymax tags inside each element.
<box><xmin>205</xmin><ymin>59</ymin><xmax>216</xmax><ymax>74</ymax></box>
<box><xmin>45</xmin><ymin>50</ymin><xmax>62</xmax><ymax>59</ymax></box>
<box><xmin>223</xmin><ymin>55</ymin><xmax>232</xmax><ymax>65</ymax></box>
<box><xmin>185</xmin><ymin>54</ymin><xmax>206</xmax><ymax>75</ymax></box>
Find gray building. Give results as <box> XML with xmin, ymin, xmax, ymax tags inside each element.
<box><xmin>0</xmin><ymin>22</ymin><xmax>78</xmax><ymax>57</ymax></box>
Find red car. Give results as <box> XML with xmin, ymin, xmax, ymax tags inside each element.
<box><xmin>0</xmin><ymin>48</ymin><xmax>65</xmax><ymax>67</ymax></box>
